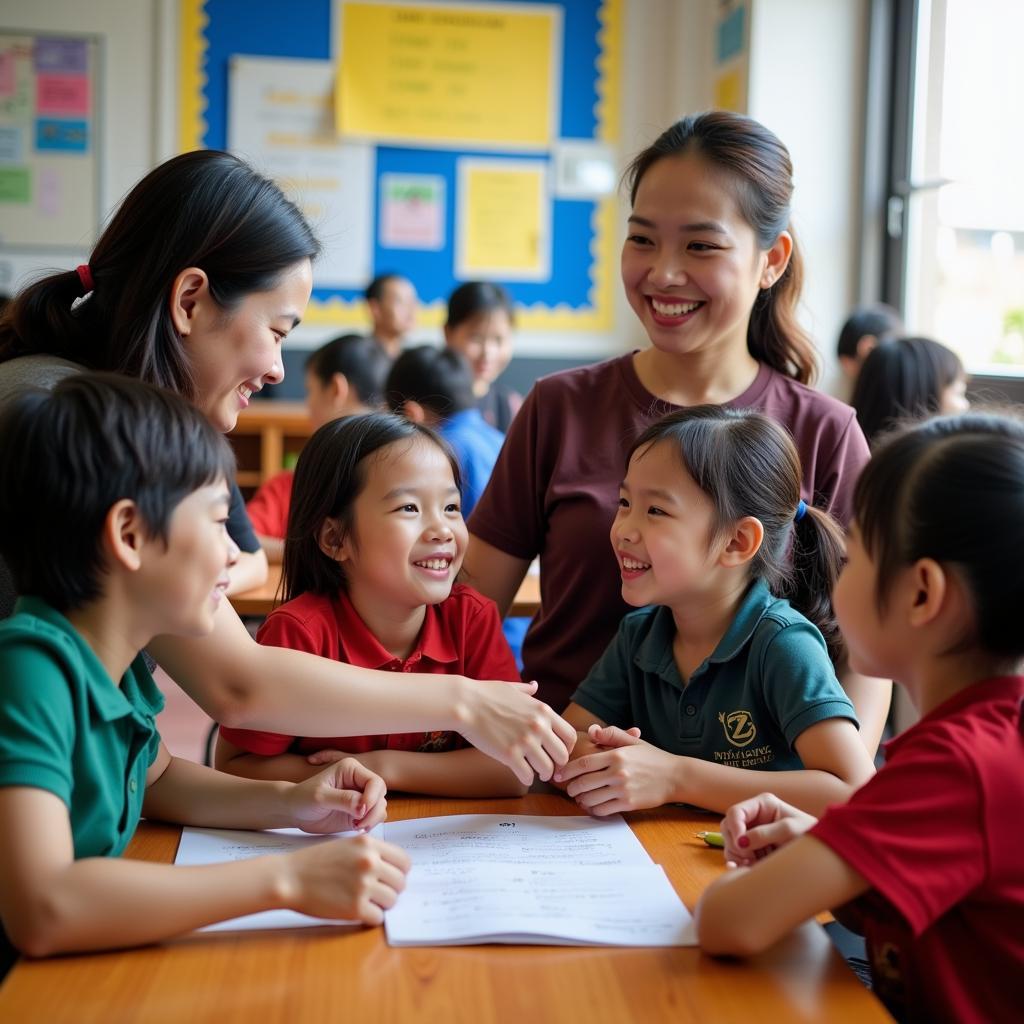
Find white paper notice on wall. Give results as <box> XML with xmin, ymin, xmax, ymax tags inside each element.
<box><xmin>228</xmin><ymin>55</ymin><xmax>373</xmax><ymax>290</ymax></box>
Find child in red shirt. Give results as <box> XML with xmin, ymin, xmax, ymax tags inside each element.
<box><xmin>694</xmin><ymin>413</ymin><xmax>1024</xmax><ymax>1024</ymax></box>
<box><xmin>218</xmin><ymin>413</ymin><xmax>526</xmax><ymax>798</ymax></box>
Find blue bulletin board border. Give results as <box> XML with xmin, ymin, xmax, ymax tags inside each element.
<box><xmin>179</xmin><ymin>0</ymin><xmax>620</xmax><ymax>330</ymax></box>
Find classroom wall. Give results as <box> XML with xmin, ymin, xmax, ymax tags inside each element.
<box><xmin>0</xmin><ymin>0</ymin><xmax>867</xmax><ymax>398</ymax></box>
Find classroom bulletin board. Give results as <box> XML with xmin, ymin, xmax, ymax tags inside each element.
<box><xmin>0</xmin><ymin>31</ymin><xmax>100</xmax><ymax>250</ymax></box>
<box><xmin>179</xmin><ymin>0</ymin><xmax>621</xmax><ymax>330</ymax></box>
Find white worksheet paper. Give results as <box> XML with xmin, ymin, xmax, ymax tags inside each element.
<box><xmin>379</xmin><ymin>814</ymin><xmax>696</xmax><ymax>947</ymax></box>
<box><xmin>379</xmin><ymin>813</ymin><xmax>654</xmax><ymax>869</ymax></box>
<box><xmin>174</xmin><ymin>826</ymin><xmax>363</xmax><ymax>932</ymax></box>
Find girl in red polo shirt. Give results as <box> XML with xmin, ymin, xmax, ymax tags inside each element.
<box><xmin>694</xmin><ymin>413</ymin><xmax>1024</xmax><ymax>1024</ymax></box>
<box><xmin>217</xmin><ymin>413</ymin><xmax>527</xmax><ymax>797</ymax></box>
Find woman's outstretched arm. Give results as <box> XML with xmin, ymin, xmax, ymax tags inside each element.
<box><xmin>148</xmin><ymin>599</ymin><xmax>574</xmax><ymax>784</ymax></box>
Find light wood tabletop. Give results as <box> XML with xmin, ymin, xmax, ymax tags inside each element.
<box><xmin>0</xmin><ymin>794</ymin><xmax>890</xmax><ymax>1024</ymax></box>
<box><xmin>230</xmin><ymin>563</ymin><xmax>542</xmax><ymax>619</ymax></box>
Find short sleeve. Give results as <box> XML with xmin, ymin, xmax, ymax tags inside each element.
<box><xmin>217</xmin><ymin>608</ymin><xmax>320</xmax><ymax>755</ymax></box>
<box><xmin>460</xmin><ymin>594</ymin><xmax>521</xmax><ymax>683</ymax></box>
<box><xmin>246</xmin><ymin>472</ymin><xmax>290</xmax><ymax>539</ymax></box>
<box><xmin>468</xmin><ymin>382</ymin><xmax>545</xmax><ymax>561</ymax></box>
<box><xmin>226</xmin><ymin>480</ymin><xmax>261</xmax><ymax>553</ymax></box>
<box><xmin>758</xmin><ymin>621</ymin><xmax>858</xmax><ymax>748</ymax></box>
<box><xmin>811</xmin><ymin>736</ymin><xmax>986</xmax><ymax>935</ymax></box>
<box><xmin>0</xmin><ymin>642</ymin><xmax>76</xmax><ymax>804</ymax></box>
<box><xmin>816</xmin><ymin>412</ymin><xmax>870</xmax><ymax>528</ymax></box>
<box><xmin>569</xmin><ymin>624</ymin><xmax>636</xmax><ymax>726</ymax></box>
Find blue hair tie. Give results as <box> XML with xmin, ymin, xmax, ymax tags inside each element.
<box><xmin>795</xmin><ymin>499</ymin><xmax>807</xmax><ymax>522</ymax></box>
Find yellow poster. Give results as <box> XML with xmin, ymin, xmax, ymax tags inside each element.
<box><xmin>457</xmin><ymin>158</ymin><xmax>549</xmax><ymax>280</ymax></box>
<box><xmin>713</xmin><ymin>69</ymin><xmax>743</xmax><ymax>113</ymax></box>
<box><xmin>335</xmin><ymin>1</ymin><xmax>560</xmax><ymax>148</ymax></box>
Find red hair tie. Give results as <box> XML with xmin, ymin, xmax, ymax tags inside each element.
<box><xmin>76</xmin><ymin>264</ymin><xmax>94</xmax><ymax>293</ymax></box>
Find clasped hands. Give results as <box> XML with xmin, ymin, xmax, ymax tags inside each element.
<box><xmin>553</xmin><ymin>724</ymin><xmax>680</xmax><ymax>815</ymax></box>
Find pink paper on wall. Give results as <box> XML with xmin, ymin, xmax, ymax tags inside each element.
<box><xmin>36</xmin><ymin>73</ymin><xmax>90</xmax><ymax>116</ymax></box>
<box><xmin>37</xmin><ymin>167</ymin><xmax>61</xmax><ymax>217</ymax></box>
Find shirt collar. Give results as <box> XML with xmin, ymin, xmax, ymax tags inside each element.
<box><xmin>883</xmin><ymin>675</ymin><xmax>1024</xmax><ymax>758</ymax></box>
<box><xmin>332</xmin><ymin>589</ymin><xmax>458</xmax><ymax>670</ymax></box>
<box><xmin>633</xmin><ymin>579</ymin><xmax>776</xmax><ymax>683</ymax></box>
<box><xmin>443</xmin><ymin>408</ymin><xmax>484</xmax><ymax>431</ymax></box>
<box><xmin>12</xmin><ymin>596</ymin><xmax>163</xmax><ymax>723</ymax></box>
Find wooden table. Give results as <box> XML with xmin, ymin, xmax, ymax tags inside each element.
<box><xmin>0</xmin><ymin>795</ymin><xmax>890</xmax><ymax>1024</ymax></box>
<box><xmin>231</xmin><ymin>564</ymin><xmax>542</xmax><ymax>619</ymax></box>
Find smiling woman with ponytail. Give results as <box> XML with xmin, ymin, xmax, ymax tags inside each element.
<box><xmin>464</xmin><ymin>111</ymin><xmax>890</xmax><ymax>754</ymax></box>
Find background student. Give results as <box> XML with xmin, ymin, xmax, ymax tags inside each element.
<box><xmin>835</xmin><ymin>303</ymin><xmax>903</xmax><ymax>383</ymax></box>
<box><xmin>695</xmin><ymin>412</ymin><xmax>1024</xmax><ymax>1024</ymax></box>
<box><xmin>219</xmin><ymin>414</ymin><xmax>526</xmax><ymax>798</ymax></box>
<box><xmin>365</xmin><ymin>273</ymin><xmax>419</xmax><ymax>359</ymax></box>
<box><xmin>464</xmin><ymin>112</ymin><xmax>888</xmax><ymax>753</ymax></box>
<box><xmin>0</xmin><ymin>376</ymin><xmax>409</xmax><ymax>970</ymax></box>
<box><xmin>386</xmin><ymin>345</ymin><xmax>504</xmax><ymax>518</ymax></box>
<box><xmin>555</xmin><ymin>407</ymin><xmax>874</xmax><ymax>817</ymax></box>
<box><xmin>0</xmin><ymin>149</ymin><xmax>576</xmax><ymax>786</ymax></box>
<box><xmin>851</xmin><ymin>334</ymin><xmax>969</xmax><ymax>446</ymax></box>
<box><xmin>247</xmin><ymin>333</ymin><xmax>390</xmax><ymax>560</ymax></box>
<box><xmin>443</xmin><ymin>281</ymin><xmax>522</xmax><ymax>433</ymax></box>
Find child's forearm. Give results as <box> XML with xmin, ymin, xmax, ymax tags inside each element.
<box><xmin>217</xmin><ymin>750</ymin><xmax>323</xmax><ymax>783</ymax></box>
<box><xmin>142</xmin><ymin>756</ymin><xmax>299</xmax><ymax>829</ymax></box>
<box><xmin>673</xmin><ymin>759</ymin><xmax>860</xmax><ymax>817</ymax></box>
<box><xmin>14</xmin><ymin>853</ymin><xmax>289</xmax><ymax>957</ymax></box>
<box><xmin>369</xmin><ymin>748</ymin><xmax>528</xmax><ymax>798</ymax></box>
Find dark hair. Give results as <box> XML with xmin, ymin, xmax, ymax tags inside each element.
<box><xmin>851</xmin><ymin>336</ymin><xmax>965</xmax><ymax>445</ymax></box>
<box><xmin>304</xmin><ymin>333</ymin><xmax>390</xmax><ymax>407</ymax></box>
<box><xmin>0</xmin><ymin>372</ymin><xmax>234</xmax><ymax>612</ymax></box>
<box><xmin>623</xmin><ymin>112</ymin><xmax>816</xmax><ymax>384</ymax></box>
<box><xmin>365</xmin><ymin>273</ymin><xmax>406</xmax><ymax>303</ymax></box>
<box><xmin>385</xmin><ymin>345</ymin><xmax>475</xmax><ymax>418</ymax></box>
<box><xmin>446</xmin><ymin>281</ymin><xmax>516</xmax><ymax>329</ymax></box>
<box><xmin>283</xmin><ymin>412</ymin><xmax>461</xmax><ymax>600</ymax></box>
<box><xmin>854</xmin><ymin>412</ymin><xmax>1024</xmax><ymax>658</ymax></box>
<box><xmin>630</xmin><ymin>406</ymin><xmax>846</xmax><ymax>661</ymax></box>
<box><xmin>0</xmin><ymin>151</ymin><xmax>320</xmax><ymax>400</ymax></box>
<box><xmin>836</xmin><ymin>303</ymin><xmax>903</xmax><ymax>359</ymax></box>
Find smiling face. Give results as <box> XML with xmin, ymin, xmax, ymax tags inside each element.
<box><xmin>621</xmin><ymin>152</ymin><xmax>776</xmax><ymax>362</ymax></box>
<box><xmin>138</xmin><ymin>480</ymin><xmax>237</xmax><ymax>638</ymax></box>
<box><xmin>333</xmin><ymin>436</ymin><xmax>468</xmax><ymax>618</ymax></box>
<box><xmin>445</xmin><ymin>309</ymin><xmax>514</xmax><ymax>390</ymax></box>
<box><xmin>611</xmin><ymin>439</ymin><xmax>721</xmax><ymax>610</ymax></box>
<box><xmin>186</xmin><ymin>259</ymin><xmax>313</xmax><ymax>432</ymax></box>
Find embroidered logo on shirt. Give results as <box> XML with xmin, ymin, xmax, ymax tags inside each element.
<box><xmin>718</xmin><ymin>710</ymin><xmax>757</xmax><ymax>747</ymax></box>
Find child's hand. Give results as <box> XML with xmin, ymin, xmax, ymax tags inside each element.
<box><xmin>288</xmin><ymin>757</ymin><xmax>389</xmax><ymax>834</ymax></box>
<box><xmin>553</xmin><ymin>728</ymin><xmax>676</xmax><ymax>815</ymax></box>
<box><xmin>282</xmin><ymin>834</ymin><xmax>410</xmax><ymax>925</ymax></box>
<box><xmin>719</xmin><ymin>792</ymin><xmax>818</xmax><ymax>868</ymax></box>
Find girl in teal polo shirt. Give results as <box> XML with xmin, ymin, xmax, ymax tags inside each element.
<box><xmin>556</xmin><ymin>406</ymin><xmax>876</xmax><ymax>817</ymax></box>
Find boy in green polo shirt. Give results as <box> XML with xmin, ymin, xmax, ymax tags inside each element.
<box><xmin>555</xmin><ymin>407</ymin><xmax>876</xmax><ymax>817</ymax></box>
<box><xmin>0</xmin><ymin>374</ymin><xmax>409</xmax><ymax>969</ymax></box>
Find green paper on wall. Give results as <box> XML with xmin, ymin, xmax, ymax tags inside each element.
<box><xmin>0</xmin><ymin>165</ymin><xmax>30</xmax><ymax>203</ymax></box>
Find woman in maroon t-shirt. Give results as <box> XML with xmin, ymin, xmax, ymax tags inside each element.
<box><xmin>466</xmin><ymin>112</ymin><xmax>888</xmax><ymax>753</ymax></box>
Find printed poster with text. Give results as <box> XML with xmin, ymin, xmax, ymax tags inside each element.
<box><xmin>0</xmin><ymin>33</ymin><xmax>98</xmax><ymax>249</ymax></box>
<box><xmin>335</xmin><ymin>1</ymin><xmax>561</xmax><ymax>149</ymax></box>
